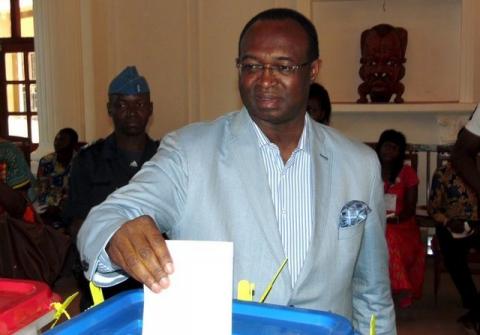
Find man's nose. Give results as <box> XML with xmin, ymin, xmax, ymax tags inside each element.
<box><xmin>258</xmin><ymin>66</ymin><xmax>278</xmax><ymax>87</ymax></box>
<box><xmin>125</xmin><ymin>105</ymin><xmax>140</xmax><ymax>116</ymax></box>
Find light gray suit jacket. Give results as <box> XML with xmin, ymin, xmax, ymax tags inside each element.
<box><xmin>78</xmin><ymin>108</ymin><xmax>396</xmax><ymax>334</ymax></box>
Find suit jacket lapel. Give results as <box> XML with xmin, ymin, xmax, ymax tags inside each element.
<box><xmin>226</xmin><ymin>109</ymin><xmax>288</xmax><ymax>269</ymax></box>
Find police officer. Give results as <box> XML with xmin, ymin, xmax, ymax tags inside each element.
<box><xmin>64</xmin><ymin>66</ymin><xmax>159</xmax><ymax>310</ymax></box>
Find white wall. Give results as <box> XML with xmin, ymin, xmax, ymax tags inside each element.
<box><xmin>33</xmin><ymin>0</ymin><xmax>480</xmax><ymax>151</ymax></box>
<box><xmin>314</xmin><ymin>0</ymin><xmax>462</xmax><ymax>103</ymax></box>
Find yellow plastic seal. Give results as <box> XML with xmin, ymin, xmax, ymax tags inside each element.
<box><xmin>259</xmin><ymin>258</ymin><xmax>288</xmax><ymax>303</ymax></box>
<box><xmin>237</xmin><ymin>280</ymin><xmax>255</xmax><ymax>301</ymax></box>
<box><xmin>89</xmin><ymin>281</ymin><xmax>105</xmax><ymax>306</ymax></box>
<box><xmin>50</xmin><ymin>292</ymin><xmax>79</xmax><ymax>328</ymax></box>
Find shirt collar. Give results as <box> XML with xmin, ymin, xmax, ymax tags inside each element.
<box><xmin>249</xmin><ymin>113</ymin><xmax>310</xmax><ymax>153</ymax></box>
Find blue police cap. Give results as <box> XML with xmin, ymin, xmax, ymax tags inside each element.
<box><xmin>108</xmin><ymin>66</ymin><xmax>150</xmax><ymax>95</ymax></box>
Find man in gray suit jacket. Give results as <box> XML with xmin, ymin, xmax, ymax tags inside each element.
<box><xmin>78</xmin><ymin>8</ymin><xmax>396</xmax><ymax>334</ymax></box>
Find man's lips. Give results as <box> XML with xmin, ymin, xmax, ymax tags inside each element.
<box><xmin>125</xmin><ymin>120</ymin><xmax>142</xmax><ymax>128</ymax></box>
<box><xmin>255</xmin><ymin>94</ymin><xmax>281</xmax><ymax>108</ymax></box>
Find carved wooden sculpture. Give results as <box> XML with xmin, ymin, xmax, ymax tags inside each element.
<box><xmin>357</xmin><ymin>24</ymin><xmax>407</xmax><ymax>103</ymax></box>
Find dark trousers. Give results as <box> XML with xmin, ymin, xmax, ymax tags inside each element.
<box><xmin>436</xmin><ymin>225</ymin><xmax>480</xmax><ymax>310</ymax></box>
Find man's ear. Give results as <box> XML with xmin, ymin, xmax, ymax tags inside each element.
<box><xmin>309</xmin><ymin>59</ymin><xmax>322</xmax><ymax>83</ymax></box>
<box><xmin>107</xmin><ymin>102</ymin><xmax>113</xmax><ymax>116</ymax></box>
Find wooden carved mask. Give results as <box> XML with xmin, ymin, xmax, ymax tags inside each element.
<box><xmin>357</xmin><ymin>24</ymin><xmax>408</xmax><ymax>103</ymax></box>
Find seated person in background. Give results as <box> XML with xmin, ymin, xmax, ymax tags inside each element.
<box><xmin>376</xmin><ymin>129</ymin><xmax>425</xmax><ymax>308</ymax></box>
<box><xmin>0</xmin><ymin>138</ymin><xmax>34</xmax><ymax>220</ymax></box>
<box><xmin>36</xmin><ymin>128</ymin><xmax>79</xmax><ymax>228</ymax></box>
<box><xmin>64</xmin><ymin>66</ymin><xmax>159</xmax><ymax>310</ymax></box>
<box><xmin>306</xmin><ymin>82</ymin><xmax>331</xmax><ymax>125</ymax></box>
<box><xmin>0</xmin><ymin>137</ymin><xmax>71</xmax><ymax>285</ymax></box>
<box><xmin>428</xmin><ymin>159</ymin><xmax>480</xmax><ymax>330</ymax></box>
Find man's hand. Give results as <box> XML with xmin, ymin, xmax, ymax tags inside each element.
<box><xmin>107</xmin><ymin>215</ymin><xmax>174</xmax><ymax>293</ymax></box>
<box><xmin>32</xmin><ymin>200</ymin><xmax>48</xmax><ymax>214</ymax></box>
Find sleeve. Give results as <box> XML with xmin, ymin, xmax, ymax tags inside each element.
<box><xmin>352</xmin><ymin>153</ymin><xmax>397</xmax><ymax>335</ymax></box>
<box><xmin>36</xmin><ymin>157</ymin><xmax>49</xmax><ymax>203</ymax></box>
<box><xmin>465</xmin><ymin>104</ymin><xmax>480</xmax><ymax>136</ymax></box>
<box><xmin>427</xmin><ymin>168</ymin><xmax>446</xmax><ymax>223</ymax></box>
<box><xmin>1</xmin><ymin>142</ymin><xmax>31</xmax><ymax>190</ymax></box>
<box><xmin>77</xmin><ymin>132</ymin><xmax>188</xmax><ymax>286</ymax></box>
<box><xmin>402</xmin><ymin>165</ymin><xmax>419</xmax><ymax>188</ymax></box>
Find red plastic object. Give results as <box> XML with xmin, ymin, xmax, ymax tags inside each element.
<box><xmin>0</xmin><ymin>278</ymin><xmax>61</xmax><ymax>335</ymax></box>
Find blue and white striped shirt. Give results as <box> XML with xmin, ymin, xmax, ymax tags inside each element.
<box><xmin>250</xmin><ymin>116</ymin><xmax>314</xmax><ymax>287</ymax></box>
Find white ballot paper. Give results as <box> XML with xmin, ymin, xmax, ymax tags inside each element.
<box><xmin>142</xmin><ymin>240</ymin><xmax>233</xmax><ymax>335</ymax></box>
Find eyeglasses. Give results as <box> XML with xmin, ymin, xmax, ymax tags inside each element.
<box><xmin>236</xmin><ymin>60</ymin><xmax>312</xmax><ymax>77</ymax></box>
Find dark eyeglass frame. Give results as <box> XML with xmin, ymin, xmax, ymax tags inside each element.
<box><xmin>236</xmin><ymin>60</ymin><xmax>313</xmax><ymax>76</ymax></box>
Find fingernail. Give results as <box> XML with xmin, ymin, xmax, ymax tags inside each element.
<box><xmin>165</xmin><ymin>262</ymin><xmax>174</xmax><ymax>274</ymax></box>
<box><xmin>159</xmin><ymin>276</ymin><xmax>170</xmax><ymax>288</ymax></box>
<box><xmin>151</xmin><ymin>283</ymin><xmax>162</xmax><ymax>294</ymax></box>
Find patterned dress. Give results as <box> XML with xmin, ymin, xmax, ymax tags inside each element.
<box><xmin>36</xmin><ymin>152</ymin><xmax>74</xmax><ymax>209</ymax></box>
<box><xmin>428</xmin><ymin>162</ymin><xmax>478</xmax><ymax>222</ymax></box>
<box><xmin>384</xmin><ymin>165</ymin><xmax>425</xmax><ymax>307</ymax></box>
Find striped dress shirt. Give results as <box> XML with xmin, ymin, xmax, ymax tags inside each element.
<box><xmin>250</xmin><ymin>116</ymin><xmax>314</xmax><ymax>287</ymax></box>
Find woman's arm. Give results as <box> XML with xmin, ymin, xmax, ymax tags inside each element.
<box><xmin>452</xmin><ymin>128</ymin><xmax>480</xmax><ymax>195</ymax></box>
<box><xmin>399</xmin><ymin>184</ymin><xmax>418</xmax><ymax>221</ymax></box>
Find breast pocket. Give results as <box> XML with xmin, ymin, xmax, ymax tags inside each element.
<box><xmin>338</xmin><ymin>221</ymin><xmax>365</xmax><ymax>240</ymax></box>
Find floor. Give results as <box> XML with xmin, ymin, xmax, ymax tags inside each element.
<box><xmin>396</xmin><ymin>257</ymin><xmax>473</xmax><ymax>334</ymax></box>
<box><xmin>52</xmin><ymin>256</ymin><xmax>474</xmax><ymax>334</ymax></box>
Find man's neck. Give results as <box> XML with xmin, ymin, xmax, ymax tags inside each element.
<box><xmin>257</xmin><ymin>119</ymin><xmax>305</xmax><ymax>164</ymax></box>
<box><xmin>115</xmin><ymin>132</ymin><xmax>147</xmax><ymax>152</ymax></box>
<box><xmin>56</xmin><ymin>150</ymin><xmax>74</xmax><ymax>167</ymax></box>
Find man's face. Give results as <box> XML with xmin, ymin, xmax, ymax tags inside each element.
<box><xmin>238</xmin><ymin>19</ymin><xmax>319</xmax><ymax>127</ymax></box>
<box><xmin>54</xmin><ymin>131</ymin><xmax>72</xmax><ymax>153</ymax></box>
<box><xmin>108</xmin><ymin>93</ymin><xmax>153</xmax><ymax>136</ymax></box>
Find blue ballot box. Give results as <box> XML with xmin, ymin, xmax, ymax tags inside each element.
<box><xmin>45</xmin><ymin>290</ymin><xmax>356</xmax><ymax>335</ymax></box>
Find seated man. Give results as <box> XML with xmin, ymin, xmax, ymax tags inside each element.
<box><xmin>428</xmin><ymin>159</ymin><xmax>480</xmax><ymax>330</ymax></box>
<box><xmin>36</xmin><ymin>128</ymin><xmax>79</xmax><ymax>228</ymax></box>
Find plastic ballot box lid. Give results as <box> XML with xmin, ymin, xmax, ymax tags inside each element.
<box><xmin>46</xmin><ymin>289</ymin><xmax>356</xmax><ymax>335</ymax></box>
<box><xmin>0</xmin><ymin>278</ymin><xmax>61</xmax><ymax>335</ymax></box>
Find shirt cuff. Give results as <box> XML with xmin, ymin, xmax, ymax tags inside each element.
<box><xmin>89</xmin><ymin>227</ymin><xmax>127</xmax><ymax>287</ymax></box>
<box><xmin>90</xmin><ymin>251</ymin><xmax>128</xmax><ymax>287</ymax></box>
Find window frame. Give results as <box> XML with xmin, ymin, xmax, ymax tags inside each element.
<box><xmin>0</xmin><ymin>0</ymin><xmax>35</xmax><ymax>143</ymax></box>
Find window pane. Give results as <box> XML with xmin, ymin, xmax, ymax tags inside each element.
<box><xmin>28</xmin><ymin>52</ymin><xmax>35</xmax><ymax>80</ymax></box>
<box><xmin>7</xmin><ymin>84</ymin><xmax>27</xmax><ymax>112</ymax></box>
<box><xmin>0</xmin><ymin>1</ymin><xmax>11</xmax><ymax>38</ymax></box>
<box><xmin>30</xmin><ymin>84</ymin><xmax>36</xmax><ymax>111</ymax></box>
<box><xmin>5</xmin><ymin>53</ymin><xmax>25</xmax><ymax>81</ymax></box>
<box><xmin>8</xmin><ymin>115</ymin><xmax>28</xmax><ymax>138</ymax></box>
<box><xmin>20</xmin><ymin>0</ymin><xmax>34</xmax><ymax>37</ymax></box>
<box><xmin>31</xmin><ymin>115</ymin><xmax>38</xmax><ymax>143</ymax></box>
